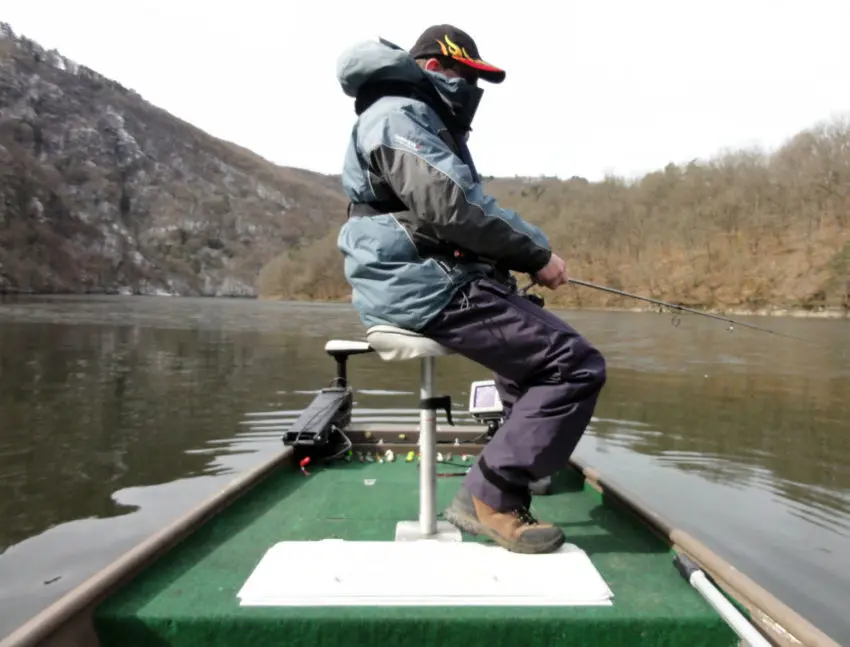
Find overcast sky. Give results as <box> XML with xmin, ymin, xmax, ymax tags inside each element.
<box><xmin>4</xmin><ymin>0</ymin><xmax>849</xmax><ymax>181</ymax></box>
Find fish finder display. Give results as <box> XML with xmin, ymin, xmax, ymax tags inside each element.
<box><xmin>468</xmin><ymin>380</ymin><xmax>503</xmax><ymax>417</ymax></box>
<box><xmin>474</xmin><ymin>383</ymin><xmax>498</xmax><ymax>409</ymax></box>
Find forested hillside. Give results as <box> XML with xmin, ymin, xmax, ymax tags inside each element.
<box><xmin>259</xmin><ymin>114</ymin><xmax>850</xmax><ymax>314</ymax></box>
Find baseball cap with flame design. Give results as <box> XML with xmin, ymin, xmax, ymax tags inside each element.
<box><xmin>409</xmin><ymin>24</ymin><xmax>506</xmax><ymax>84</ymax></box>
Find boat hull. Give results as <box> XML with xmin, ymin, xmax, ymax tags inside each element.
<box><xmin>0</xmin><ymin>424</ymin><xmax>839</xmax><ymax>647</ymax></box>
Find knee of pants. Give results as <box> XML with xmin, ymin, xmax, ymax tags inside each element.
<box><xmin>558</xmin><ymin>339</ymin><xmax>606</xmax><ymax>390</ymax></box>
<box><xmin>589</xmin><ymin>347</ymin><xmax>607</xmax><ymax>389</ymax></box>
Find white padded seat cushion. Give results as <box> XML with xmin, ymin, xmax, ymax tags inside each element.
<box><xmin>365</xmin><ymin>325</ymin><xmax>454</xmax><ymax>361</ymax></box>
<box><xmin>324</xmin><ymin>340</ymin><xmax>372</xmax><ymax>354</ymax></box>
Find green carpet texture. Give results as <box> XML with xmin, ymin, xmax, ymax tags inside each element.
<box><xmin>93</xmin><ymin>458</ymin><xmax>739</xmax><ymax>647</ymax></box>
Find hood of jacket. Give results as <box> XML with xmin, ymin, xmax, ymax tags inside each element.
<box><xmin>336</xmin><ymin>38</ymin><xmax>483</xmax><ymax>131</ymax></box>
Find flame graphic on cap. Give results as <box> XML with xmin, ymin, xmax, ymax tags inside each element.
<box><xmin>437</xmin><ymin>35</ymin><xmax>474</xmax><ymax>62</ymax></box>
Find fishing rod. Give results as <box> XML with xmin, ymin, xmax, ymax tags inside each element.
<box><xmin>519</xmin><ymin>277</ymin><xmax>839</xmax><ymax>352</ymax></box>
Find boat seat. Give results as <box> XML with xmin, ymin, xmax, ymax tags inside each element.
<box><xmin>323</xmin><ymin>339</ymin><xmax>373</xmax><ymax>356</ymax></box>
<box><xmin>365</xmin><ymin>325</ymin><xmax>454</xmax><ymax>361</ymax></box>
<box><xmin>363</xmin><ymin>325</ymin><xmax>460</xmax><ymax>543</ymax></box>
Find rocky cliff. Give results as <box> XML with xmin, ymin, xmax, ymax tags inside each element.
<box><xmin>0</xmin><ymin>22</ymin><xmax>346</xmax><ymax>296</ymax></box>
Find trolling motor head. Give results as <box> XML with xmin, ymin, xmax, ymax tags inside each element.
<box><xmin>281</xmin><ymin>383</ymin><xmax>354</xmax><ymax>464</ymax></box>
<box><xmin>280</xmin><ymin>340</ymin><xmax>374</xmax><ymax>464</ymax></box>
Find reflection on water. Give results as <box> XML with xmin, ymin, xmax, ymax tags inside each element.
<box><xmin>0</xmin><ymin>295</ymin><xmax>848</xmax><ymax>642</ymax></box>
<box><xmin>594</xmin><ymin>367</ymin><xmax>850</xmax><ymax>533</ymax></box>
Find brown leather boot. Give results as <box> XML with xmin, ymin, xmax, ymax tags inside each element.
<box><xmin>443</xmin><ymin>486</ymin><xmax>565</xmax><ymax>554</ymax></box>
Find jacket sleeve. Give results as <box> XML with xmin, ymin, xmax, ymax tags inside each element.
<box><xmin>360</xmin><ymin>105</ymin><xmax>552</xmax><ymax>275</ymax></box>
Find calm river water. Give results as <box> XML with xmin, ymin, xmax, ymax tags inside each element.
<box><xmin>0</xmin><ymin>295</ymin><xmax>848</xmax><ymax>642</ymax></box>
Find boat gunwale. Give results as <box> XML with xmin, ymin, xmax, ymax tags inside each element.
<box><xmin>0</xmin><ymin>446</ymin><xmax>297</xmax><ymax>647</ymax></box>
<box><xmin>0</xmin><ymin>423</ymin><xmax>841</xmax><ymax>647</ymax></box>
<box><xmin>569</xmin><ymin>455</ymin><xmax>840</xmax><ymax>647</ymax></box>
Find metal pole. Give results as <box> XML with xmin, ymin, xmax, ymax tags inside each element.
<box><xmin>674</xmin><ymin>554</ymin><xmax>771</xmax><ymax>647</ymax></box>
<box><xmin>419</xmin><ymin>357</ymin><xmax>437</xmax><ymax>536</ymax></box>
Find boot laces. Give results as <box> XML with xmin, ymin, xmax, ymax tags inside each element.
<box><xmin>511</xmin><ymin>506</ymin><xmax>538</xmax><ymax>525</ymax></box>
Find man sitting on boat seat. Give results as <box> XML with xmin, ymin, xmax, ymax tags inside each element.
<box><xmin>335</xmin><ymin>26</ymin><xmax>607</xmax><ymax>554</ymax></box>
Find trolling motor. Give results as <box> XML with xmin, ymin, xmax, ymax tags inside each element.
<box><xmin>280</xmin><ymin>341</ymin><xmax>373</xmax><ymax>463</ymax></box>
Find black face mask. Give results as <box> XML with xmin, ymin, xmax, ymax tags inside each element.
<box><xmin>423</xmin><ymin>70</ymin><xmax>484</xmax><ymax>132</ymax></box>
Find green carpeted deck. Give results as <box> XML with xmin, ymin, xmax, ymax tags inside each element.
<box><xmin>93</xmin><ymin>458</ymin><xmax>738</xmax><ymax>646</ymax></box>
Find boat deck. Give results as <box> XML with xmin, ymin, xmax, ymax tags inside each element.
<box><xmin>92</xmin><ymin>456</ymin><xmax>738</xmax><ymax>647</ymax></box>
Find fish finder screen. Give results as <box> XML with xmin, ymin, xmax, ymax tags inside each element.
<box><xmin>474</xmin><ymin>384</ymin><xmax>498</xmax><ymax>409</ymax></box>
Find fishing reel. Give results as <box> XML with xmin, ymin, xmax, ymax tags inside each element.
<box><xmin>523</xmin><ymin>292</ymin><xmax>545</xmax><ymax>308</ymax></box>
<box><xmin>516</xmin><ymin>281</ymin><xmax>545</xmax><ymax>308</ymax></box>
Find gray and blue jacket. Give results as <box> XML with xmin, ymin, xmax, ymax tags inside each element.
<box><xmin>336</xmin><ymin>38</ymin><xmax>552</xmax><ymax>331</ymax></box>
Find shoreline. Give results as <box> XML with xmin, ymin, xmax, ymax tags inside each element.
<box><xmin>2</xmin><ymin>290</ymin><xmax>847</xmax><ymax>319</ymax></box>
<box><xmin>257</xmin><ymin>295</ymin><xmax>849</xmax><ymax>320</ymax></box>
<box><xmin>558</xmin><ymin>304</ymin><xmax>849</xmax><ymax>319</ymax></box>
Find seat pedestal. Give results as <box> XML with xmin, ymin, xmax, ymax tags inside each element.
<box><xmin>394</xmin><ymin>520</ymin><xmax>462</xmax><ymax>542</ymax></box>
<box><xmin>394</xmin><ymin>354</ymin><xmax>462</xmax><ymax>542</ymax></box>
<box><xmin>362</xmin><ymin>325</ymin><xmax>463</xmax><ymax>543</ymax></box>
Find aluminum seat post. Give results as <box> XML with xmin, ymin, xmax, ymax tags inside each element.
<box><xmin>419</xmin><ymin>356</ymin><xmax>437</xmax><ymax>536</ymax></box>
